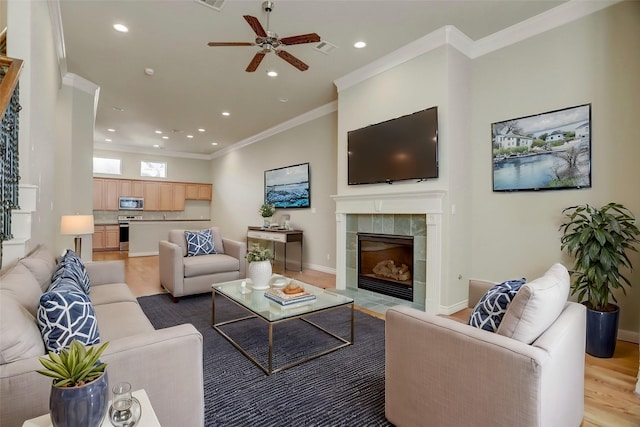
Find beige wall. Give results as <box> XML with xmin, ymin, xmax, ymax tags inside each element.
<box><xmin>93</xmin><ymin>149</ymin><xmax>212</xmax><ymax>183</ymax></box>
<box><xmin>210</xmin><ymin>112</ymin><xmax>337</xmax><ymax>272</ymax></box>
<box><xmin>469</xmin><ymin>1</ymin><xmax>640</xmax><ymax>334</ymax></box>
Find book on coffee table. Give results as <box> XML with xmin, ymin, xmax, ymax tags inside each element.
<box><xmin>264</xmin><ymin>288</ymin><xmax>317</xmax><ymax>306</ymax></box>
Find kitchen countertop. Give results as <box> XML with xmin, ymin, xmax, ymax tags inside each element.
<box><xmin>95</xmin><ymin>219</ymin><xmax>210</xmax><ymax>225</ymax></box>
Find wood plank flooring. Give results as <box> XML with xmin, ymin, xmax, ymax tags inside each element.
<box><xmin>93</xmin><ymin>251</ymin><xmax>640</xmax><ymax>426</ymax></box>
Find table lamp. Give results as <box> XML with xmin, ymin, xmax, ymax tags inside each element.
<box><xmin>60</xmin><ymin>214</ymin><xmax>94</xmax><ymax>255</ymax></box>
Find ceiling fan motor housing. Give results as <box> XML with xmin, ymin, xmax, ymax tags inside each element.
<box><xmin>263</xmin><ymin>1</ymin><xmax>274</xmax><ymax>13</ymax></box>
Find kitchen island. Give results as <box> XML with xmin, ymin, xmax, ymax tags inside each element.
<box><xmin>128</xmin><ymin>219</ymin><xmax>211</xmax><ymax>257</ymax></box>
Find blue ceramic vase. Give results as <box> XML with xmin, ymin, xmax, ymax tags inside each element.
<box><xmin>49</xmin><ymin>371</ymin><xmax>109</xmax><ymax>427</ymax></box>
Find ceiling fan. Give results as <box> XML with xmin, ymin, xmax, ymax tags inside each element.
<box><xmin>207</xmin><ymin>1</ymin><xmax>320</xmax><ymax>72</ymax></box>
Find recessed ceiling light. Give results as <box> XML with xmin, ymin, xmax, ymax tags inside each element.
<box><xmin>155</xmin><ymin>130</ymin><xmax>162</xmax><ymax>134</ymax></box>
<box><xmin>144</xmin><ymin>68</ymin><xmax>155</xmax><ymax>76</ymax></box>
<box><xmin>279</xmin><ymin>97</ymin><xmax>288</xmax><ymax>103</ymax></box>
<box><xmin>113</xmin><ymin>23</ymin><xmax>129</xmax><ymax>33</ymax></box>
<box><xmin>153</xmin><ymin>144</ymin><xmax>160</xmax><ymax>148</ymax></box>
<box><xmin>105</xmin><ymin>138</ymin><xmax>112</xmax><ymax>142</ymax></box>
<box><xmin>112</xmin><ymin>106</ymin><xmax>124</xmax><ymax>112</ymax></box>
<box><xmin>211</xmin><ymin>142</ymin><xmax>218</xmax><ymax>146</ymax></box>
<box><xmin>107</xmin><ymin>128</ymin><xmax>115</xmax><ymax>132</ymax></box>
<box><xmin>267</xmin><ymin>70</ymin><xmax>278</xmax><ymax>77</ymax></box>
<box><xmin>354</xmin><ymin>41</ymin><xmax>367</xmax><ymax>49</ymax></box>
<box><xmin>222</xmin><ymin>111</ymin><xmax>230</xmax><ymax>116</ymax></box>
<box><xmin>187</xmin><ymin>135</ymin><xmax>194</xmax><ymax>139</ymax></box>
<box><xmin>162</xmin><ymin>136</ymin><xmax>169</xmax><ymax>140</ymax></box>
<box><xmin>198</xmin><ymin>128</ymin><xmax>205</xmax><ymax>132</ymax></box>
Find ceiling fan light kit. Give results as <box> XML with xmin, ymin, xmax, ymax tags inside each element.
<box><xmin>207</xmin><ymin>1</ymin><xmax>320</xmax><ymax>72</ymax></box>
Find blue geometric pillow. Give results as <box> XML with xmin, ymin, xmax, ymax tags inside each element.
<box><xmin>37</xmin><ymin>289</ymin><xmax>101</xmax><ymax>353</ymax></box>
<box><xmin>185</xmin><ymin>229</ymin><xmax>217</xmax><ymax>257</ymax></box>
<box><xmin>468</xmin><ymin>278</ymin><xmax>526</xmax><ymax>332</ymax></box>
<box><xmin>50</xmin><ymin>250</ymin><xmax>91</xmax><ymax>294</ymax></box>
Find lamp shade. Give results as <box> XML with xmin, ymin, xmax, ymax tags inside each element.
<box><xmin>60</xmin><ymin>215</ymin><xmax>95</xmax><ymax>235</ymax></box>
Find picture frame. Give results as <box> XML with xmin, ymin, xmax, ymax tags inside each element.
<box><xmin>264</xmin><ymin>163</ymin><xmax>310</xmax><ymax>209</ymax></box>
<box><xmin>492</xmin><ymin>104</ymin><xmax>591</xmax><ymax>192</ymax></box>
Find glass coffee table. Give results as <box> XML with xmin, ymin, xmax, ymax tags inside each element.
<box><xmin>212</xmin><ymin>278</ymin><xmax>354</xmax><ymax>375</ymax></box>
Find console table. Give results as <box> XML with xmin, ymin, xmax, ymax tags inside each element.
<box><xmin>247</xmin><ymin>227</ymin><xmax>302</xmax><ymax>273</ymax></box>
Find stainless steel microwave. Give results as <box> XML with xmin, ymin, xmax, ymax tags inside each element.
<box><xmin>119</xmin><ymin>197</ymin><xmax>144</xmax><ymax>211</ymax></box>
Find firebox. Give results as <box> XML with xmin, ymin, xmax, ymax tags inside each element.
<box><xmin>357</xmin><ymin>233</ymin><xmax>414</xmax><ymax>301</ymax></box>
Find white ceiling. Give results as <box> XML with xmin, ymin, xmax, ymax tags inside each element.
<box><xmin>58</xmin><ymin>0</ymin><xmax>566</xmax><ymax>158</ymax></box>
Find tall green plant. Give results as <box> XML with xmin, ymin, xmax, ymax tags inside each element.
<box><xmin>560</xmin><ymin>202</ymin><xmax>640</xmax><ymax>311</ymax></box>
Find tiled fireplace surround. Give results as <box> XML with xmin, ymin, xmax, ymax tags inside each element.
<box><xmin>332</xmin><ymin>191</ymin><xmax>444</xmax><ymax>314</ymax></box>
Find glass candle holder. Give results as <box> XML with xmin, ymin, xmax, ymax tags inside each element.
<box><xmin>108</xmin><ymin>382</ymin><xmax>141</xmax><ymax>427</ymax></box>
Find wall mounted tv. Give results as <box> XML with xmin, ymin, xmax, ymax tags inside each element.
<box><xmin>347</xmin><ymin>106</ymin><xmax>438</xmax><ymax>185</ymax></box>
<box><xmin>264</xmin><ymin>162</ymin><xmax>310</xmax><ymax>209</ymax></box>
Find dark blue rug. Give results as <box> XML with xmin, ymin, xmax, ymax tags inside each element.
<box><xmin>138</xmin><ymin>292</ymin><xmax>391</xmax><ymax>426</ymax></box>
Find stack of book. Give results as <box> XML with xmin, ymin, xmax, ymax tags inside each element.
<box><xmin>264</xmin><ymin>288</ymin><xmax>317</xmax><ymax>306</ymax></box>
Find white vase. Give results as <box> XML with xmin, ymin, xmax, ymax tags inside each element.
<box><xmin>248</xmin><ymin>260</ymin><xmax>272</xmax><ymax>290</ymax></box>
<box><xmin>262</xmin><ymin>217</ymin><xmax>272</xmax><ymax>228</ymax></box>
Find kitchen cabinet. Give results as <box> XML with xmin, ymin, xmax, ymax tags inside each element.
<box><xmin>173</xmin><ymin>183</ymin><xmax>186</xmax><ymax>211</ymax></box>
<box><xmin>119</xmin><ymin>180</ymin><xmax>144</xmax><ymax>197</ymax></box>
<box><xmin>93</xmin><ymin>225</ymin><xmax>119</xmax><ymax>250</ymax></box>
<box><xmin>186</xmin><ymin>183</ymin><xmax>212</xmax><ymax>201</ymax></box>
<box><xmin>143</xmin><ymin>181</ymin><xmax>160</xmax><ymax>211</ymax></box>
<box><xmin>93</xmin><ymin>178</ymin><xmax>119</xmax><ymax>211</ymax></box>
<box><xmin>158</xmin><ymin>182</ymin><xmax>174</xmax><ymax>211</ymax></box>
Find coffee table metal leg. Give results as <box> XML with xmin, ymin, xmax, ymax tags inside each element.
<box><xmin>268</xmin><ymin>324</ymin><xmax>273</xmax><ymax>375</ymax></box>
<box><xmin>351</xmin><ymin>302</ymin><xmax>354</xmax><ymax>343</ymax></box>
<box><xmin>211</xmin><ymin>291</ymin><xmax>216</xmax><ymax>326</ymax></box>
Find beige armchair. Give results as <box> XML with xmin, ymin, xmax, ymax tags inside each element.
<box><xmin>159</xmin><ymin>227</ymin><xmax>246</xmax><ymax>301</ymax></box>
<box><xmin>385</xmin><ymin>265</ymin><xmax>586</xmax><ymax>427</ymax></box>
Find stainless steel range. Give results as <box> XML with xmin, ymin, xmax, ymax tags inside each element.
<box><xmin>117</xmin><ymin>215</ymin><xmax>142</xmax><ymax>251</ymax></box>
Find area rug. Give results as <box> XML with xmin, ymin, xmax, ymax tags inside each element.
<box><xmin>138</xmin><ymin>292</ymin><xmax>391</xmax><ymax>426</ymax></box>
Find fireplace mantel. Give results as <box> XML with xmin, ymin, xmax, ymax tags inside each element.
<box><xmin>331</xmin><ymin>190</ymin><xmax>446</xmax><ymax>313</ymax></box>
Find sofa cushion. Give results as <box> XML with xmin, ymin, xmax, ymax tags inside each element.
<box><xmin>0</xmin><ymin>293</ymin><xmax>45</xmax><ymax>363</ymax></box>
<box><xmin>18</xmin><ymin>245</ymin><xmax>58</xmax><ymax>292</ymax></box>
<box><xmin>497</xmin><ymin>263</ymin><xmax>570</xmax><ymax>344</ymax></box>
<box><xmin>0</xmin><ymin>262</ymin><xmax>43</xmax><ymax>317</ymax></box>
<box><xmin>37</xmin><ymin>289</ymin><xmax>101</xmax><ymax>352</ymax></box>
<box><xmin>185</xmin><ymin>229</ymin><xmax>217</xmax><ymax>256</ymax></box>
<box><xmin>89</xmin><ymin>283</ymin><xmax>138</xmax><ymax>306</ymax></box>
<box><xmin>468</xmin><ymin>278</ymin><xmax>526</xmax><ymax>332</ymax></box>
<box><xmin>93</xmin><ymin>302</ymin><xmax>154</xmax><ymax>341</ymax></box>
<box><xmin>50</xmin><ymin>250</ymin><xmax>91</xmax><ymax>294</ymax></box>
<box><xmin>183</xmin><ymin>253</ymin><xmax>240</xmax><ymax>278</ymax></box>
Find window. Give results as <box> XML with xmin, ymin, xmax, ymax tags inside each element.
<box><xmin>140</xmin><ymin>161</ymin><xmax>167</xmax><ymax>178</ymax></box>
<box><xmin>93</xmin><ymin>157</ymin><xmax>121</xmax><ymax>175</ymax></box>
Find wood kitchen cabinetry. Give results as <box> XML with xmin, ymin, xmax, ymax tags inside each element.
<box><xmin>93</xmin><ymin>225</ymin><xmax>119</xmax><ymax>250</ymax></box>
<box><xmin>93</xmin><ymin>178</ymin><xmax>211</xmax><ymax>211</ymax></box>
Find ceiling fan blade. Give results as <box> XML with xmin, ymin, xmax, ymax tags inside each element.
<box><xmin>207</xmin><ymin>42</ymin><xmax>255</xmax><ymax>47</ymax></box>
<box><xmin>245</xmin><ymin>51</ymin><xmax>266</xmax><ymax>72</ymax></box>
<box><xmin>280</xmin><ymin>33</ymin><xmax>321</xmax><ymax>46</ymax></box>
<box><xmin>276</xmin><ymin>50</ymin><xmax>309</xmax><ymax>71</ymax></box>
<box><xmin>243</xmin><ymin>15</ymin><xmax>267</xmax><ymax>37</ymax></box>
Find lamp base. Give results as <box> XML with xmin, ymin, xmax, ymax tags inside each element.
<box><xmin>74</xmin><ymin>237</ymin><xmax>82</xmax><ymax>256</ymax></box>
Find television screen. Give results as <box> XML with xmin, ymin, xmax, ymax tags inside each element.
<box><xmin>348</xmin><ymin>106</ymin><xmax>438</xmax><ymax>185</ymax></box>
<box><xmin>264</xmin><ymin>163</ymin><xmax>310</xmax><ymax>209</ymax></box>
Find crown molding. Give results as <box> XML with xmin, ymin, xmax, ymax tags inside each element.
<box><xmin>210</xmin><ymin>101</ymin><xmax>338</xmax><ymax>159</ymax></box>
<box><xmin>94</xmin><ymin>142</ymin><xmax>212</xmax><ymax>160</ymax></box>
<box><xmin>335</xmin><ymin>0</ymin><xmax>621</xmax><ymax>92</ymax></box>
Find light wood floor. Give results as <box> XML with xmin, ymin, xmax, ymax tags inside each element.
<box><xmin>94</xmin><ymin>251</ymin><xmax>640</xmax><ymax>426</ymax></box>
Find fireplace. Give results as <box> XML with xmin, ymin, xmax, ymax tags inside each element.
<box><xmin>358</xmin><ymin>233</ymin><xmax>414</xmax><ymax>301</ymax></box>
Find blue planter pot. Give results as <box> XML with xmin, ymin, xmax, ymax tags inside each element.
<box><xmin>49</xmin><ymin>371</ymin><xmax>109</xmax><ymax>427</ymax></box>
<box><xmin>585</xmin><ymin>304</ymin><xmax>619</xmax><ymax>358</ymax></box>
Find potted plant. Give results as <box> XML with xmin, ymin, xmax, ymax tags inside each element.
<box><xmin>246</xmin><ymin>244</ymin><xmax>274</xmax><ymax>290</ymax></box>
<box><xmin>259</xmin><ymin>203</ymin><xmax>276</xmax><ymax>228</ymax></box>
<box><xmin>560</xmin><ymin>202</ymin><xmax>639</xmax><ymax>357</ymax></box>
<box><xmin>37</xmin><ymin>340</ymin><xmax>110</xmax><ymax>427</ymax></box>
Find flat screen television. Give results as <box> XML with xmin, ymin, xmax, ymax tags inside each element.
<box><xmin>347</xmin><ymin>106</ymin><xmax>438</xmax><ymax>185</ymax></box>
<box><xmin>264</xmin><ymin>162</ymin><xmax>310</xmax><ymax>209</ymax></box>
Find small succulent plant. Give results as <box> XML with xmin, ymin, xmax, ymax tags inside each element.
<box><xmin>37</xmin><ymin>340</ymin><xmax>109</xmax><ymax>387</ymax></box>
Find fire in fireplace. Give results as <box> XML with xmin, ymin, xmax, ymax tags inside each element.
<box><xmin>357</xmin><ymin>233</ymin><xmax>413</xmax><ymax>301</ymax></box>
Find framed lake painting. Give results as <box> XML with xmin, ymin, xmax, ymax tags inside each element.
<box><xmin>492</xmin><ymin>104</ymin><xmax>591</xmax><ymax>192</ymax></box>
<box><xmin>264</xmin><ymin>162</ymin><xmax>310</xmax><ymax>208</ymax></box>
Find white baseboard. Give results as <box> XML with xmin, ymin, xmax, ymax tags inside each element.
<box><xmin>440</xmin><ymin>300</ymin><xmax>469</xmax><ymax>315</ymax></box>
<box><xmin>303</xmin><ymin>263</ymin><xmax>336</xmax><ymax>275</ymax></box>
<box><xmin>617</xmin><ymin>329</ymin><xmax>639</xmax><ymax>344</ymax></box>
<box><xmin>128</xmin><ymin>251</ymin><xmax>159</xmax><ymax>258</ymax></box>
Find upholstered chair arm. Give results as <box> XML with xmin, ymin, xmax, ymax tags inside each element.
<box><xmin>158</xmin><ymin>240</ymin><xmax>184</xmax><ymax>297</ymax></box>
<box><xmin>467</xmin><ymin>279</ymin><xmax>496</xmax><ymax>307</ymax></box>
<box><xmin>222</xmin><ymin>238</ymin><xmax>247</xmax><ymax>277</ymax></box>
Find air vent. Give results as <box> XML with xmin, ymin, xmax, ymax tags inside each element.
<box><xmin>314</xmin><ymin>40</ymin><xmax>338</xmax><ymax>55</ymax></box>
<box><xmin>194</xmin><ymin>0</ymin><xmax>226</xmax><ymax>12</ymax></box>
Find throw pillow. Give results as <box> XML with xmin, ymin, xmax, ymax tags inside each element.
<box><xmin>50</xmin><ymin>249</ymin><xmax>91</xmax><ymax>294</ymax></box>
<box><xmin>497</xmin><ymin>263</ymin><xmax>570</xmax><ymax>344</ymax></box>
<box><xmin>37</xmin><ymin>289</ymin><xmax>101</xmax><ymax>353</ymax></box>
<box><xmin>468</xmin><ymin>278</ymin><xmax>526</xmax><ymax>332</ymax></box>
<box><xmin>0</xmin><ymin>293</ymin><xmax>45</xmax><ymax>364</ymax></box>
<box><xmin>185</xmin><ymin>229</ymin><xmax>217</xmax><ymax>257</ymax></box>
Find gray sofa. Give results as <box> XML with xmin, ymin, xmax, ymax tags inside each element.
<box><xmin>0</xmin><ymin>245</ymin><xmax>204</xmax><ymax>427</ymax></box>
<box><xmin>385</xmin><ymin>264</ymin><xmax>586</xmax><ymax>427</ymax></box>
<box><xmin>159</xmin><ymin>226</ymin><xmax>246</xmax><ymax>301</ymax></box>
